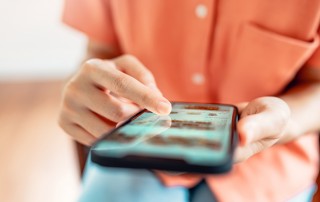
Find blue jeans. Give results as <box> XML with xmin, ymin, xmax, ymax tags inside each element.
<box><xmin>79</xmin><ymin>157</ymin><xmax>316</xmax><ymax>202</ymax></box>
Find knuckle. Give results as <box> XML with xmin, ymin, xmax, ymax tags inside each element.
<box><xmin>63</xmin><ymin>78</ymin><xmax>91</xmax><ymax>110</ymax></box>
<box><xmin>121</xmin><ymin>54</ymin><xmax>137</xmax><ymax>62</ymax></box>
<box><xmin>112</xmin><ymin>105</ymin><xmax>127</xmax><ymax>121</ymax></box>
<box><xmin>64</xmin><ymin>80</ymin><xmax>78</xmax><ymax>95</ymax></box>
<box><xmin>64</xmin><ymin>75</ymin><xmax>85</xmax><ymax>95</ymax></box>
<box><xmin>59</xmin><ymin>99</ymin><xmax>83</xmax><ymax>128</ymax></box>
<box><xmin>113</xmin><ymin>75</ymin><xmax>130</xmax><ymax>94</ymax></box>
<box><xmin>139</xmin><ymin>70</ymin><xmax>154</xmax><ymax>82</ymax></box>
<box><xmin>63</xmin><ymin>124</ymin><xmax>77</xmax><ymax>139</ymax></box>
<box><xmin>84</xmin><ymin>58</ymin><xmax>102</xmax><ymax>68</ymax></box>
<box><xmin>63</xmin><ymin>83</ymin><xmax>81</xmax><ymax>106</ymax></box>
<box><xmin>85</xmin><ymin>58</ymin><xmax>115</xmax><ymax>69</ymax></box>
<box><xmin>83</xmin><ymin>58</ymin><xmax>115</xmax><ymax>78</ymax></box>
<box><xmin>58</xmin><ymin>110</ymin><xmax>72</xmax><ymax>131</ymax></box>
<box><xmin>83</xmin><ymin>59</ymin><xmax>100</xmax><ymax>73</ymax></box>
<box><xmin>59</xmin><ymin>107</ymin><xmax>74</xmax><ymax>124</ymax></box>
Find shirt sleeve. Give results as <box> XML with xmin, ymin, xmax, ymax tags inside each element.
<box><xmin>62</xmin><ymin>0</ymin><xmax>118</xmax><ymax>46</ymax></box>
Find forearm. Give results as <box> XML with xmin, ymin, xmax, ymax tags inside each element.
<box><xmin>279</xmin><ymin>80</ymin><xmax>320</xmax><ymax>143</ymax></box>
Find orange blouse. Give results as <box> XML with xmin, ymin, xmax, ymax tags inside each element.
<box><xmin>63</xmin><ymin>0</ymin><xmax>320</xmax><ymax>201</ymax></box>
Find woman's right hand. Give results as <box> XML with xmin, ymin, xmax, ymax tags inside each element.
<box><xmin>58</xmin><ymin>54</ymin><xmax>172</xmax><ymax>145</ymax></box>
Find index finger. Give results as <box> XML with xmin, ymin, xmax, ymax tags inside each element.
<box><xmin>87</xmin><ymin>59</ymin><xmax>172</xmax><ymax>115</ymax></box>
<box><xmin>112</xmin><ymin>55</ymin><xmax>162</xmax><ymax>95</ymax></box>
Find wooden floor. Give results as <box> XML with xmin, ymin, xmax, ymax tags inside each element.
<box><xmin>0</xmin><ymin>81</ymin><xmax>80</xmax><ymax>202</ymax></box>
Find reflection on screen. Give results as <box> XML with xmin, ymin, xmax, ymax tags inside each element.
<box><xmin>93</xmin><ymin>103</ymin><xmax>234</xmax><ymax>165</ymax></box>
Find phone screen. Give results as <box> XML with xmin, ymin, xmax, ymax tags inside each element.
<box><xmin>92</xmin><ymin>103</ymin><xmax>236</xmax><ymax>166</ymax></box>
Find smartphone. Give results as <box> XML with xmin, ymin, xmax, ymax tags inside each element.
<box><xmin>91</xmin><ymin>102</ymin><xmax>238</xmax><ymax>174</ymax></box>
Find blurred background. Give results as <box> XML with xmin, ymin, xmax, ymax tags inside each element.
<box><xmin>2</xmin><ymin>0</ymin><xmax>319</xmax><ymax>202</ymax></box>
<box><xmin>0</xmin><ymin>0</ymin><xmax>86</xmax><ymax>201</ymax></box>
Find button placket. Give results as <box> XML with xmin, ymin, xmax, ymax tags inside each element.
<box><xmin>195</xmin><ymin>4</ymin><xmax>208</xmax><ymax>19</ymax></box>
<box><xmin>192</xmin><ymin>73</ymin><xmax>205</xmax><ymax>85</ymax></box>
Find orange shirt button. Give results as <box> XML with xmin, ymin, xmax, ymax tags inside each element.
<box><xmin>192</xmin><ymin>73</ymin><xmax>205</xmax><ymax>85</ymax></box>
<box><xmin>195</xmin><ymin>4</ymin><xmax>208</xmax><ymax>19</ymax></box>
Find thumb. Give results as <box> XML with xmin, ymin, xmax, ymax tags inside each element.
<box><xmin>237</xmin><ymin>110</ymin><xmax>286</xmax><ymax>146</ymax></box>
<box><xmin>237</xmin><ymin>97</ymin><xmax>290</xmax><ymax>146</ymax></box>
<box><xmin>237</xmin><ymin>115</ymin><xmax>262</xmax><ymax>146</ymax></box>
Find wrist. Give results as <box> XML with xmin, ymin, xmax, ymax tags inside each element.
<box><xmin>276</xmin><ymin>109</ymin><xmax>301</xmax><ymax>144</ymax></box>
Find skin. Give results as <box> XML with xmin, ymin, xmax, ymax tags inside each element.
<box><xmin>58</xmin><ymin>40</ymin><xmax>320</xmax><ymax>163</ymax></box>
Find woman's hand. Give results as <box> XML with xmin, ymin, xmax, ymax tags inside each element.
<box><xmin>234</xmin><ymin>97</ymin><xmax>291</xmax><ymax>162</ymax></box>
<box><xmin>58</xmin><ymin>55</ymin><xmax>171</xmax><ymax>145</ymax></box>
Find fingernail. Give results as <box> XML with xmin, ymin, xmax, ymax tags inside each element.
<box><xmin>157</xmin><ymin>100</ymin><xmax>171</xmax><ymax>114</ymax></box>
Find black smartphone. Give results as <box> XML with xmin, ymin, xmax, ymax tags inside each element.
<box><xmin>91</xmin><ymin>102</ymin><xmax>238</xmax><ymax>174</ymax></box>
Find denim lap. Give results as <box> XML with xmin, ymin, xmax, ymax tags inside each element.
<box><xmin>78</xmin><ymin>161</ymin><xmax>188</xmax><ymax>202</ymax></box>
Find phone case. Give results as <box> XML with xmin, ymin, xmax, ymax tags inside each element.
<box><xmin>91</xmin><ymin>102</ymin><xmax>238</xmax><ymax>174</ymax></box>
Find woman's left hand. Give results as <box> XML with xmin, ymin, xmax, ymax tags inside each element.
<box><xmin>234</xmin><ymin>96</ymin><xmax>291</xmax><ymax>163</ymax></box>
